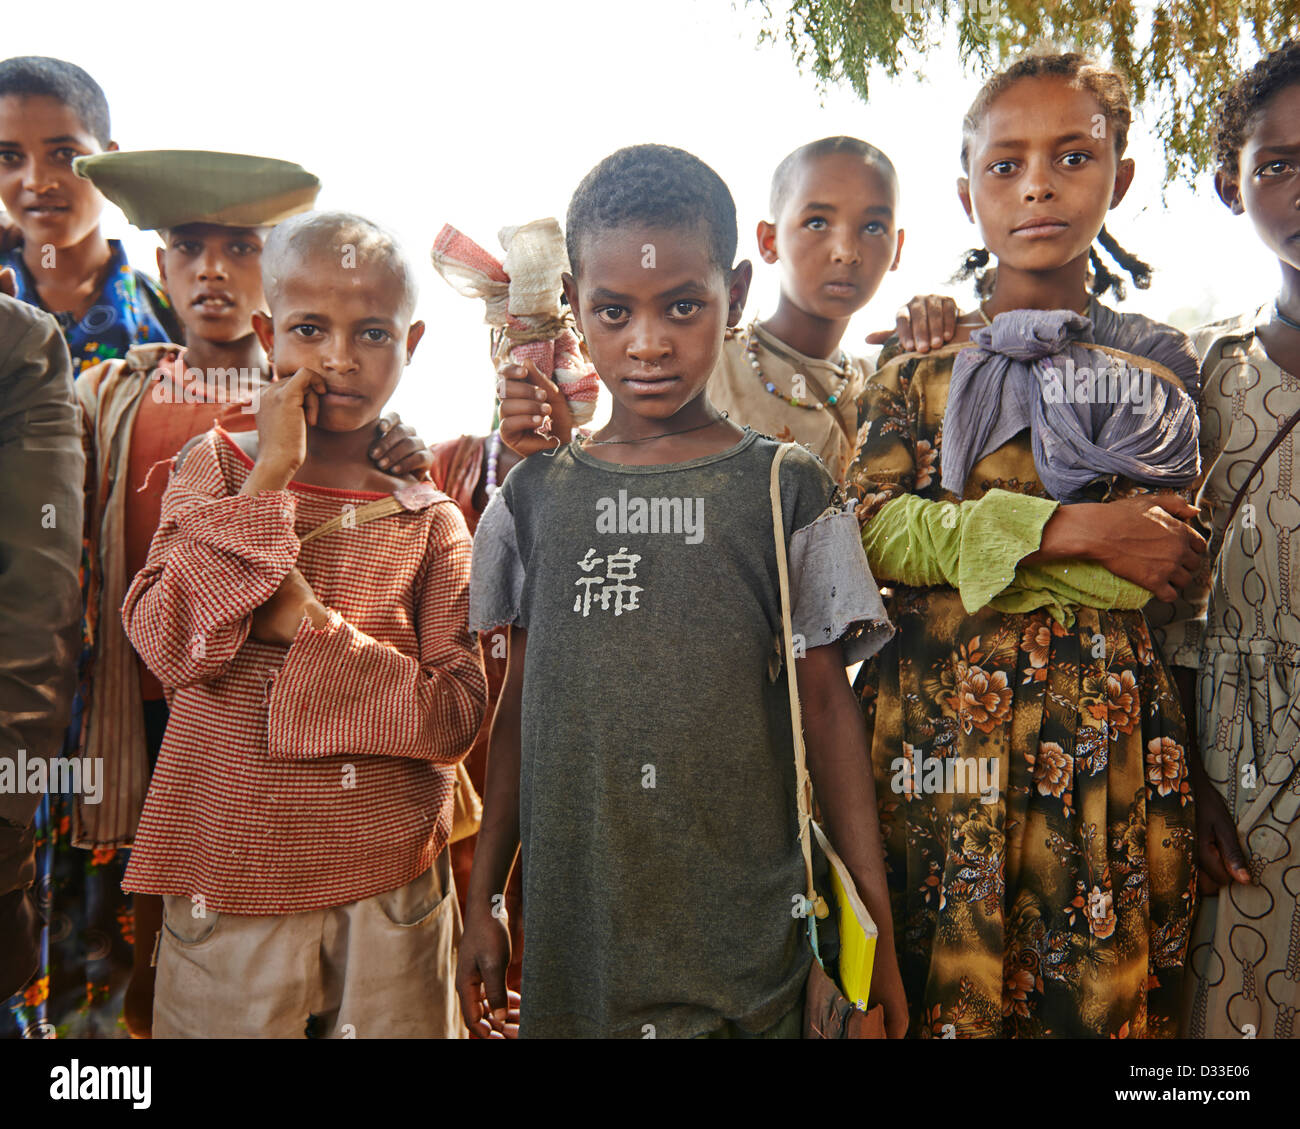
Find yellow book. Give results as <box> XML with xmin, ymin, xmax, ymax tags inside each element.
<box><xmin>811</xmin><ymin>821</ymin><xmax>878</xmax><ymax>1009</ymax></box>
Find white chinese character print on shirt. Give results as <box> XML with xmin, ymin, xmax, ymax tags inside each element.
<box><xmin>573</xmin><ymin>547</ymin><xmax>644</xmax><ymax>617</ymax></box>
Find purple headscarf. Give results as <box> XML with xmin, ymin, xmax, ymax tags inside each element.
<box><xmin>940</xmin><ymin>309</ymin><xmax>1200</xmax><ymax>503</ymax></box>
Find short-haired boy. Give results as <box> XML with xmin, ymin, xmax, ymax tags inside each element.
<box><xmin>460</xmin><ymin>144</ymin><xmax>906</xmax><ymax>1038</ymax></box>
<box><xmin>497</xmin><ymin>136</ymin><xmax>903</xmax><ymax>482</ymax></box>
<box><xmin>122</xmin><ymin>212</ymin><xmax>486</xmax><ymax>1037</ymax></box>
<box><xmin>70</xmin><ymin>152</ymin><xmax>437</xmax><ymax>1039</ymax></box>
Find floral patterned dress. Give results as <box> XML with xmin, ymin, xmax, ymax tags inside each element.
<box><xmin>845</xmin><ymin>346</ymin><xmax>1198</xmax><ymax>1038</ymax></box>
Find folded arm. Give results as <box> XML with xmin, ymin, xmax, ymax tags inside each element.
<box><xmin>265</xmin><ymin>503</ymin><xmax>487</xmax><ymax>763</ymax></box>
<box><xmin>847</xmin><ymin>360</ymin><xmax>1205</xmax><ymax>618</ymax></box>
<box><xmin>863</xmin><ymin>491</ymin><xmax>1151</xmax><ymax>623</ymax></box>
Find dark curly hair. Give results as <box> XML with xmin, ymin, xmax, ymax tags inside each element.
<box><xmin>1212</xmin><ymin>38</ymin><xmax>1300</xmax><ymax>177</ymax></box>
<box><xmin>768</xmin><ymin>135</ymin><xmax>897</xmax><ymax>217</ymax></box>
<box><xmin>0</xmin><ymin>56</ymin><xmax>110</xmax><ymax>147</ymax></box>
<box><xmin>566</xmin><ymin>144</ymin><xmax>737</xmax><ymax>277</ymax></box>
<box><xmin>955</xmin><ymin>50</ymin><xmax>1151</xmax><ymax>302</ymax></box>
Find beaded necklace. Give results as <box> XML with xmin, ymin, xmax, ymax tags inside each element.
<box><xmin>744</xmin><ymin>323</ymin><xmax>851</xmax><ymax>411</ymax></box>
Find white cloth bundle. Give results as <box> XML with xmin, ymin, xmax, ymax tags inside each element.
<box><xmin>431</xmin><ymin>219</ymin><xmax>599</xmax><ymax>424</ymax></box>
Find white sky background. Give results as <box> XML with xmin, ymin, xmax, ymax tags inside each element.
<box><xmin>12</xmin><ymin>0</ymin><xmax>1279</xmax><ymax>438</ymax></box>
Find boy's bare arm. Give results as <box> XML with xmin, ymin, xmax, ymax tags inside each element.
<box><xmin>796</xmin><ymin>642</ymin><xmax>908</xmax><ymax>1038</ymax></box>
<box><xmin>457</xmin><ymin>625</ymin><xmax>526</xmax><ymax>1036</ymax></box>
<box><xmin>468</xmin><ymin>626</ymin><xmax>525</xmax><ymax>903</ymax></box>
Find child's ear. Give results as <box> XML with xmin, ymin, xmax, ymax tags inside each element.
<box><xmin>1110</xmin><ymin>157</ymin><xmax>1136</xmax><ymax>208</ymax></box>
<box><xmin>1214</xmin><ymin>168</ymin><xmax>1246</xmax><ymax>215</ymax></box>
<box><xmin>755</xmin><ymin>219</ymin><xmax>779</xmax><ymax>265</ymax></box>
<box><xmin>251</xmin><ymin>310</ymin><xmax>275</xmax><ymax>363</ymax></box>
<box><xmin>727</xmin><ymin>259</ymin><xmax>753</xmax><ymax>327</ymax></box>
<box><xmin>561</xmin><ymin>272</ymin><xmax>583</xmax><ymax>337</ymax></box>
<box><xmin>957</xmin><ymin>178</ymin><xmax>975</xmax><ymax>223</ymax></box>
<box><xmin>405</xmin><ymin>320</ymin><xmax>426</xmax><ymax>362</ymax></box>
<box><xmin>155</xmin><ymin>245</ymin><xmax>167</xmax><ymax>287</ymax></box>
<box><xmin>891</xmin><ymin>228</ymin><xmax>905</xmax><ymax>271</ymax></box>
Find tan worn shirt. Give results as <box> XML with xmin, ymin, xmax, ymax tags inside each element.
<box><xmin>1174</xmin><ymin>308</ymin><xmax>1300</xmax><ymax>1040</ymax></box>
<box><xmin>1148</xmin><ymin>307</ymin><xmax>1300</xmax><ymax>672</ymax></box>
<box><xmin>707</xmin><ymin>322</ymin><xmax>871</xmax><ymax>482</ymax></box>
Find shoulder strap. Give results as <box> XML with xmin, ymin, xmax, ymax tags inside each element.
<box><xmin>1088</xmin><ymin>343</ymin><xmax>1184</xmax><ymax>392</ymax></box>
<box><xmin>769</xmin><ymin>442</ymin><xmax>827</xmax><ymax>920</ymax></box>
<box><xmin>1218</xmin><ymin>404</ymin><xmax>1300</xmax><ymax>538</ymax></box>
<box><xmin>300</xmin><ymin>496</ymin><xmax>404</xmax><ymax>544</ymax></box>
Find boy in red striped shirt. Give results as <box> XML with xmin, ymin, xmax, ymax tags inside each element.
<box><xmin>121</xmin><ymin>212</ymin><xmax>487</xmax><ymax>1038</ymax></box>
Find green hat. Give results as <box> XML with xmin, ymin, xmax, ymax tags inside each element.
<box><xmin>73</xmin><ymin>150</ymin><xmax>321</xmax><ymax>231</ymax></box>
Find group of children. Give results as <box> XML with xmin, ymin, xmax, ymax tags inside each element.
<box><xmin>1</xmin><ymin>37</ymin><xmax>1297</xmax><ymax>1039</ymax></box>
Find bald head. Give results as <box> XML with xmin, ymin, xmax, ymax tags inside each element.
<box><xmin>768</xmin><ymin>136</ymin><xmax>898</xmax><ymax>219</ymax></box>
<box><xmin>261</xmin><ymin>210</ymin><xmax>418</xmax><ymax>320</ymax></box>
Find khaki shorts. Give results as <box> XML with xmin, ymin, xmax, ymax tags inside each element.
<box><xmin>154</xmin><ymin>850</ymin><xmax>463</xmax><ymax>1038</ymax></box>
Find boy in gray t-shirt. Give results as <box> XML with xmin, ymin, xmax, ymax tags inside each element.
<box><xmin>459</xmin><ymin>144</ymin><xmax>906</xmax><ymax>1038</ymax></box>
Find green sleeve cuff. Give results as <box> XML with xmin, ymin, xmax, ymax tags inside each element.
<box><xmin>992</xmin><ymin>560</ymin><xmax>1152</xmax><ymax>627</ymax></box>
<box><xmin>955</xmin><ymin>490</ymin><xmax>1059</xmax><ymax>611</ymax></box>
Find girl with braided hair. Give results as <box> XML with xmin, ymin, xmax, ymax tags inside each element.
<box><xmin>873</xmin><ymin>53</ymin><xmax>1198</xmax><ymax>380</ymax></box>
<box><xmin>844</xmin><ymin>50</ymin><xmax>1212</xmax><ymax>1037</ymax></box>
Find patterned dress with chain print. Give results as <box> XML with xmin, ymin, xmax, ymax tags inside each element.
<box><xmin>1166</xmin><ymin>310</ymin><xmax>1300</xmax><ymax>1039</ymax></box>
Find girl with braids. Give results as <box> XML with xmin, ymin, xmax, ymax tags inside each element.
<box><xmin>952</xmin><ymin>215</ymin><xmax>1156</xmax><ymax>324</ymax></box>
<box><xmin>872</xmin><ymin>59</ymin><xmax>1200</xmax><ymax>381</ymax></box>
<box><xmin>844</xmin><ymin>50</ymin><xmax>1212</xmax><ymax>1037</ymax></box>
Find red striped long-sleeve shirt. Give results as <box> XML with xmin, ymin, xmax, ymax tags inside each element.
<box><xmin>121</xmin><ymin>427</ymin><xmax>487</xmax><ymax>914</ymax></box>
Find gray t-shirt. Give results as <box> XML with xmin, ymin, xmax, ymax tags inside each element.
<box><xmin>470</xmin><ymin>429</ymin><xmax>892</xmax><ymax>1038</ymax></box>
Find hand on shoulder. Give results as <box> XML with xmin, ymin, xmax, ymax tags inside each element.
<box><xmin>866</xmin><ymin>294</ymin><xmax>964</xmax><ymax>355</ymax></box>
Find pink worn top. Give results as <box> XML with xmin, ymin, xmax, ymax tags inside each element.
<box><xmin>121</xmin><ymin>427</ymin><xmax>487</xmax><ymax>914</ymax></box>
